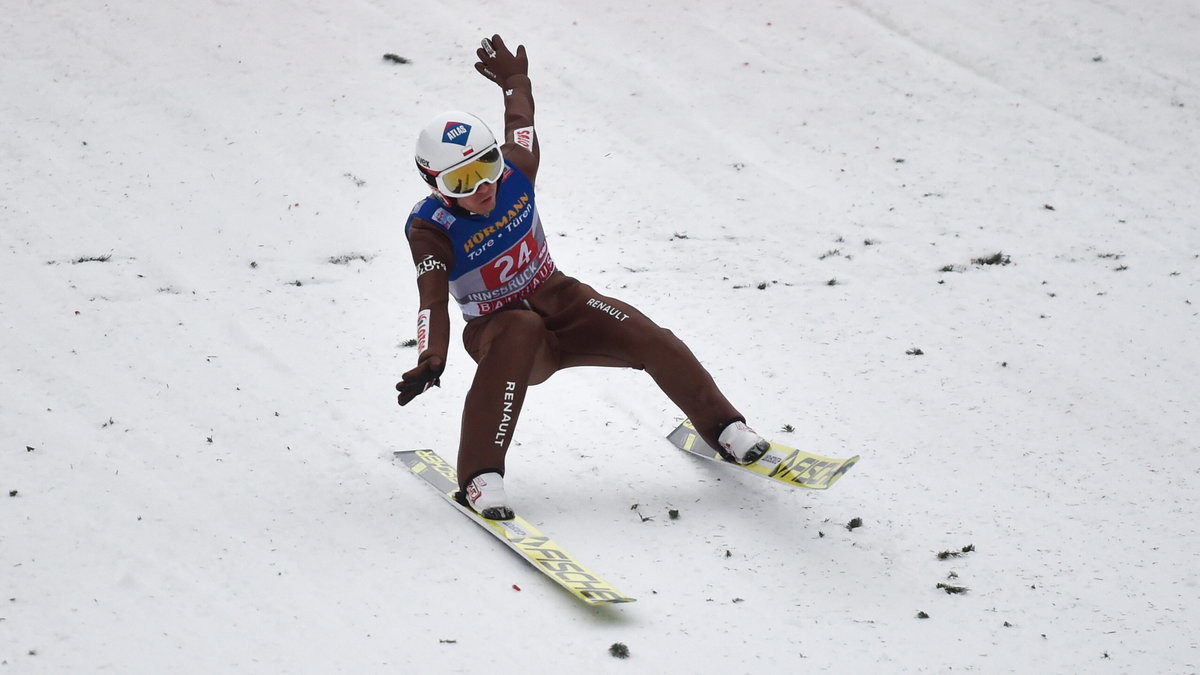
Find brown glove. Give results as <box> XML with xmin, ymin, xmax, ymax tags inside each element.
<box><xmin>475</xmin><ymin>34</ymin><xmax>528</xmax><ymax>88</ymax></box>
<box><xmin>396</xmin><ymin>354</ymin><xmax>445</xmax><ymax>406</ymax></box>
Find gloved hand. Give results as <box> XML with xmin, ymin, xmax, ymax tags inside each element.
<box><xmin>396</xmin><ymin>354</ymin><xmax>445</xmax><ymax>406</ymax></box>
<box><xmin>475</xmin><ymin>34</ymin><xmax>528</xmax><ymax>87</ymax></box>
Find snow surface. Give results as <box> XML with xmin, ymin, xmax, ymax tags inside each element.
<box><xmin>3</xmin><ymin>0</ymin><xmax>1199</xmax><ymax>672</ymax></box>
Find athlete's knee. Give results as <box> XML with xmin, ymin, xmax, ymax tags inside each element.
<box><xmin>636</xmin><ymin>324</ymin><xmax>701</xmax><ymax>371</ymax></box>
<box><xmin>643</xmin><ymin>323</ymin><xmax>686</xmax><ymax>351</ymax></box>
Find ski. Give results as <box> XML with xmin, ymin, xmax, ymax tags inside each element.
<box><xmin>667</xmin><ymin>420</ymin><xmax>860</xmax><ymax>489</ymax></box>
<box><xmin>395</xmin><ymin>449</ymin><xmax>635</xmax><ymax>605</ymax></box>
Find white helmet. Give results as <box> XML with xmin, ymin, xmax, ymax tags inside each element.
<box><xmin>414</xmin><ymin>111</ymin><xmax>504</xmax><ymax>197</ymax></box>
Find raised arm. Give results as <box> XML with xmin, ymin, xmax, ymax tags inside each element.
<box><xmin>476</xmin><ymin>35</ymin><xmax>539</xmax><ymax>182</ymax></box>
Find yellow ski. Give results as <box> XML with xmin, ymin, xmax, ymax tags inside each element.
<box><xmin>667</xmin><ymin>420</ymin><xmax>860</xmax><ymax>489</ymax></box>
<box><xmin>395</xmin><ymin>449</ymin><xmax>635</xmax><ymax>605</ymax></box>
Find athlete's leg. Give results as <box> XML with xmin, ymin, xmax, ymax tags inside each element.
<box><xmin>456</xmin><ymin>307</ymin><xmax>558</xmax><ymax>489</ymax></box>
<box><xmin>529</xmin><ymin>274</ymin><xmax>743</xmax><ymax>451</ymax></box>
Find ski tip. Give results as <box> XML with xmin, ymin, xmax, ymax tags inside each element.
<box><xmin>816</xmin><ymin>455</ymin><xmax>861</xmax><ymax>489</ymax></box>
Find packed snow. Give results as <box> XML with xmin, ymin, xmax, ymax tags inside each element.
<box><xmin>3</xmin><ymin>1</ymin><xmax>1198</xmax><ymax>672</ymax></box>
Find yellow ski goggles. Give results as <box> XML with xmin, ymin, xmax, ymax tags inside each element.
<box><xmin>435</xmin><ymin>145</ymin><xmax>504</xmax><ymax>197</ymax></box>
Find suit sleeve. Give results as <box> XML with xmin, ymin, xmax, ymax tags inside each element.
<box><xmin>406</xmin><ymin>218</ymin><xmax>454</xmax><ymax>365</ymax></box>
<box><xmin>500</xmin><ymin>74</ymin><xmax>539</xmax><ymax>183</ymax></box>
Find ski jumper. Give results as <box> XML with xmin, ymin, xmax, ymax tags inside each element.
<box><xmin>403</xmin><ymin>74</ymin><xmax>743</xmax><ymax>489</ymax></box>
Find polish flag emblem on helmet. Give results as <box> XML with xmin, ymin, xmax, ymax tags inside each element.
<box><xmin>442</xmin><ymin>121</ymin><xmax>471</xmax><ymax>146</ymax></box>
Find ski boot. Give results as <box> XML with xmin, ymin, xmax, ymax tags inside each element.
<box><xmin>718</xmin><ymin>421</ymin><xmax>771</xmax><ymax>465</ymax></box>
<box><xmin>461</xmin><ymin>471</ymin><xmax>515</xmax><ymax>520</ymax></box>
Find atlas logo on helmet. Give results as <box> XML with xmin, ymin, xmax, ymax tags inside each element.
<box><xmin>442</xmin><ymin>121</ymin><xmax>471</xmax><ymax>146</ymax></box>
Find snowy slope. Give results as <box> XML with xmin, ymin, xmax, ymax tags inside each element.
<box><xmin>3</xmin><ymin>0</ymin><xmax>1198</xmax><ymax>672</ymax></box>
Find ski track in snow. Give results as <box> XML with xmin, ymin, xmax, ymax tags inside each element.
<box><xmin>3</xmin><ymin>1</ymin><xmax>1199</xmax><ymax>673</ymax></box>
